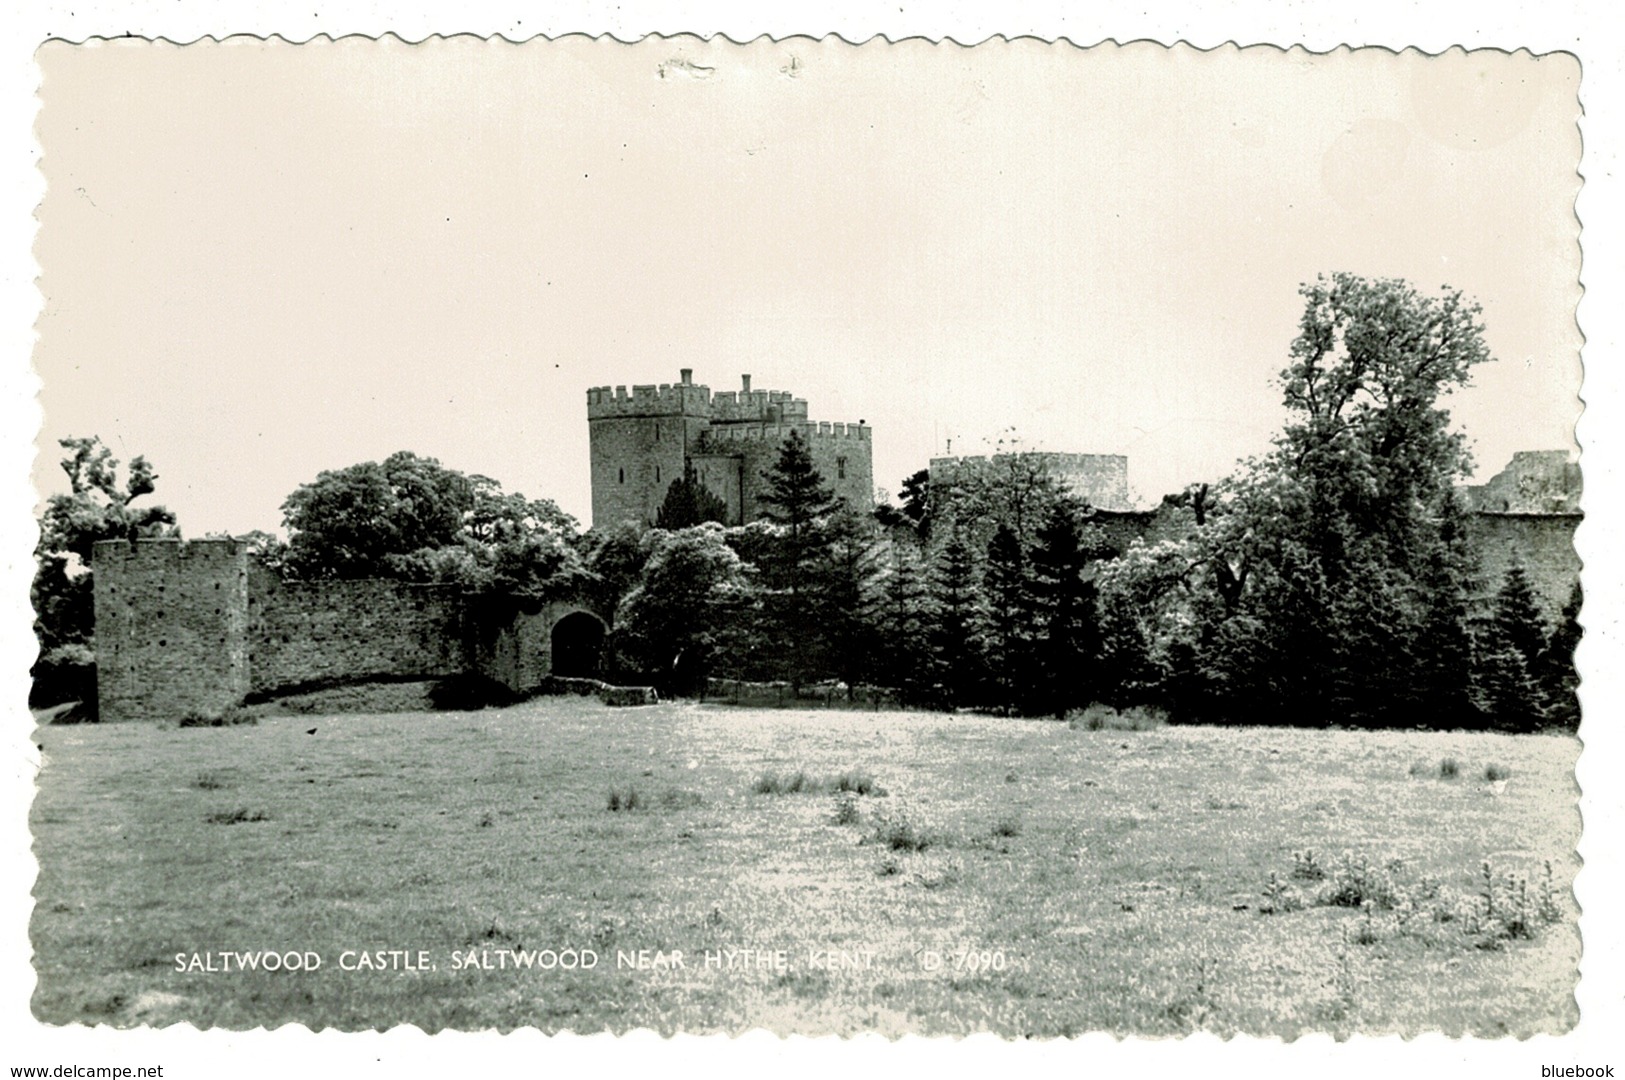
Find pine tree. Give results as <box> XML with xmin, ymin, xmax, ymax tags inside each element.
<box><xmin>929</xmin><ymin>524</ymin><xmax>985</xmax><ymax>710</ymax></box>
<box><xmin>1537</xmin><ymin>582</ymin><xmax>1582</xmax><ymax>730</ymax></box>
<box><xmin>756</xmin><ymin>429</ymin><xmax>843</xmax><ymax>685</ymax></box>
<box><xmin>655</xmin><ymin>462</ymin><xmax>729</xmax><ymax>529</ymax></box>
<box><xmin>822</xmin><ymin>505</ymin><xmax>883</xmax><ymax>688</ymax></box>
<box><xmin>1029</xmin><ymin>502</ymin><xmax>1099</xmax><ymax>717</ymax></box>
<box><xmin>1475</xmin><ymin>564</ymin><xmax>1550</xmax><ymax>731</ymax></box>
<box><xmin>981</xmin><ymin>523</ymin><xmax>1035</xmax><ymax>714</ymax></box>
<box><xmin>875</xmin><ymin>536</ymin><xmax>938</xmax><ymax>704</ymax></box>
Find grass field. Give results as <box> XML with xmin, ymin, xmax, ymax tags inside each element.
<box><xmin>30</xmin><ymin>697</ymin><xmax>1580</xmax><ymax>1036</ymax></box>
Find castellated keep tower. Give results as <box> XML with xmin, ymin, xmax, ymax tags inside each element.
<box><xmin>587</xmin><ymin>370</ymin><xmax>874</xmax><ymax>528</ymax></box>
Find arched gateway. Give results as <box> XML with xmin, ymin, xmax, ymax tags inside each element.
<box><xmin>476</xmin><ymin>597</ymin><xmax>612</xmax><ymax>695</ymax></box>
<box><xmin>548</xmin><ymin>609</ymin><xmax>606</xmax><ymax>679</ymax></box>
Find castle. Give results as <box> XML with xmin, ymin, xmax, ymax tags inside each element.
<box><xmin>87</xmin><ymin>368</ymin><xmax>1581</xmax><ymax>723</ymax></box>
<box><xmin>588</xmin><ymin>370</ymin><xmax>873</xmax><ymax>528</ymax></box>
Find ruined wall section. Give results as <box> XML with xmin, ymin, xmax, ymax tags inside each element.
<box><xmin>1462</xmin><ymin>452</ymin><xmax>1582</xmax><ymax>627</ymax></box>
<box><xmin>930</xmin><ymin>452</ymin><xmax>1132</xmax><ymax>512</ymax></box>
<box><xmin>93</xmin><ymin>538</ymin><xmax>251</xmax><ymax>723</ymax></box>
<box><xmin>246</xmin><ymin>565</ymin><xmax>467</xmax><ymax>695</ymax></box>
<box><xmin>1466</xmin><ymin>450</ymin><xmax>1581</xmax><ymax>514</ymax></box>
<box><xmin>1467</xmin><ymin>513</ymin><xmax>1582</xmax><ymax>627</ymax></box>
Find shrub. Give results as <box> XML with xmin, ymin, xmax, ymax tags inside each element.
<box><xmin>1408</xmin><ymin>759</ymin><xmax>1430</xmax><ymax>778</ymax></box>
<box><xmin>607</xmin><ymin>786</ymin><xmax>700</xmax><ymax>812</ymax></box>
<box><xmin>1260</xmin><ymin>871</ymin><xmax>1304</xmax><ymax>914</ymax></box>
<box><xmin>30</xmin><ymin>644</ymin><xmax>97</xmax><ymax>714</ymax></box>
<box><xmin>1438</xmin><ymin>757</ymin><xmax>1460</xmax><ymax>779</ymax></box>
<box><xmin>865</xmin><ymin>807</ymin><xmax>939</xmax><ymax>853</ymax></box>
<box><xmin>429</xmin><ymin>674</ymin><xmax>523</xmax><ymax>711</ymax></box>
<box><xmin>1484</xmin><ymin>763</ymin><xmax>1512</xmax><ymax>782</ymax></box>
<box><xmin>754</xmin><ymin>770</ymin><xmax>887</xmax><ymax>797</ymax></box>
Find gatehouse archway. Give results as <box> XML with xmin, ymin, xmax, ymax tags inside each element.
<box><xmin>550</xmin><ymin>610</ymin><xmax>606</xmax><ymax>678</ymax></box>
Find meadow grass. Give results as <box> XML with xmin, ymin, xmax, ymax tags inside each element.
<box><xmin>30</xmin><ymin>699</ymin><xmax>1579</xmax><ymax>1037</ymax></box>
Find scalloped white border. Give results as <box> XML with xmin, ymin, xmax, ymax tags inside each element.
<box><xmin>4</xmin><ymin>3</ymin><xmax>1619</xmax><ymax>1076</ymax></box>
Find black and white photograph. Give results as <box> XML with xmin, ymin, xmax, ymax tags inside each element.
<box><xmin>7</xmin><ymin>3</ymin><xmax>1624</xmax><ymax>1074</ymax></box>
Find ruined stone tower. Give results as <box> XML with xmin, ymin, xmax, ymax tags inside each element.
<box><xmin>587</xmin><ymin>370</ymin><xmax>873</xmax><ymax>529</ymax></box>
<box><xmin>93</xmin><ymin>537</ymin><xmax>252</xmax><ymax>723</ymax></box>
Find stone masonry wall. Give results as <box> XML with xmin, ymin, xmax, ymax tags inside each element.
<box><xmin>93</xmin><ymin>538</ymin><xmax>251</xmax><ymax>723</ymax></box>
<box><xmin>246</xmin><ymin>564</ymin><xmax>467</xmax><ymax>695</ymax></box>
<box><xmin>1466</xmin><ymin>513</ymin><xmax>1582</xmax><ymax>627</ymax></box>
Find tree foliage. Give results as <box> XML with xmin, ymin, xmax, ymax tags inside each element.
<box><xmin>280</xmin><ymin>452</ymin><xmax>583</xmax><ymax>598</ymax></box>
<box><xmin>1119</xmin><ymin>274</ymin><xmax>1492</xmax><ymax>726</ymax></box>
<box><xmin>34</xmin><ymin>437</ymin><xmax>178</xmax><ymax>653</ymax></box>
<box><xmin>613</xmin><ymin>524</ymin><xmax>753</xmax><ymax>696</ymax></box>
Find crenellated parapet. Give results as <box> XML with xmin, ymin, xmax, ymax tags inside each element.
<box><xmin>708</xmin><ymin>390</ymin><xmax>810</xmax><ymax>423</ymax></box>
<box><xmin>93</xmin><ymin>536</ymin><xmax>246</xmax><ymax>565</ymax></box>
<box><xmin>586</xmin><ymin>382</ymin><xmax>712</xmax><ymax>419</ymax></box>
<box><xmin>699</xmin><ymin>421</ymin><xmax>871</xmax><ymax>449</ymax></box>
<box><xmin>588</xmin><ymin>369</ymin><xmax>875</xmax><ymax>528</ymax></box>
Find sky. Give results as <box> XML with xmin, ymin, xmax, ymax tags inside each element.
<box><xmin>32</xmin><ymin>37</ymin><xmax>1583</xmax><ymax>534</ymax></box>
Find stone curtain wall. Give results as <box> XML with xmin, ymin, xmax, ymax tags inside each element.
<box><xmin>93</xmin><ymin>538</ymin><xmax>607</xmax><ymax>721</ymax></box>
<box><xmin>246</xmin><ymin>565</ymin><xmax>467</xmax><ymax>696</ymax></box>
<box><xmin>92</xmin><ymin>539</ymin><xmax>251</xmax><ymax>723</ymax></box>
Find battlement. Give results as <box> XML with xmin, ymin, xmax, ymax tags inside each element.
<box><xmin>699</xmin><ymin>421</ymin><xmax>871</xmax><ymax>448</ymax></box>
<box><xmin>708</xmin><ymin>390</ymin><xmax>810</xmax><ymax>423</ymax></box>
<box><xmin>93</xmin><ymin>537</ymin><xmax>246</xmax><ymax>566</ymax></box>
<box><xmin>586</xmin><ymin>382</ymin><xmax>712</xmax><ymax>419</ymax></box>
<box><xmin>588</xmin><ymin>369</ymin><xmax>874</xmax><ymax>528</ymax></box>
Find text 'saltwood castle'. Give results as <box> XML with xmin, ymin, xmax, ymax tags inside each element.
<box><xmin>90</xmin><ymin>371</ymin><xmax>1581</xmax><ymax>722</ymax></box>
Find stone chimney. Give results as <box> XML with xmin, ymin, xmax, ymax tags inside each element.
<box><xmin>741</xmin><ymin>374</ymin><xmax>752</xmax><ymax>393</ymax></box>
<box><xmin>680</xmin><ymin>368</ymin><xmax>692</xmax><ymax>385</ymax></box>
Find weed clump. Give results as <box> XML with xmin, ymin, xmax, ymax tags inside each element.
<box><xmin>1484</xmin><ymin>763</ymin><xmax>1512</xmax><ymax>782</ymax></box>
<box><xmin>991</xmin><ymin>816</ymin><xmax>1023</xmax><ymax>839</ymax></box>
<box><xmin>865</xmin><ymin>805</ymin><xmax>940</xmax><ymax>853</ymax></box>
<box><xmin>177</xmin><ymin>706</ymin><xmax>256</xmax><ymax>728</ymax></box>
<box><xmin>832</xmin><ymin>793</ymin><xmax>862</xmax><ymax>826</ymax></box>
<box><xmin>607</xmin><ymin>786</ymin><xmax>701</xmax><ymax>812</ymax></box>
<box><xmin>193</xmin><ymin>771</ymin><xmax>229</xmax><ymax>791</ymax></box>
<box><xmin>754</xmin><ymin>769</ymin><xmax>888</xmax><ymax>797</ymax></box>
<box><xmin>1066</xmin><ymin>703</ymin><xmax>1167</xmax><ymax>732</ymax></box>
<box><xmin>1263</xmin><ymin>850</ymin><xmax>1566</xmax><ymax>951</ymax></box>
<box><xmin>1290</xmin><ymin>850</ymin><xmax>1327</xmax><ymax>882</ymax></box>
<box><xmin>830</xmin><ymin>771</ymin><xmax>885</xmax><ymax>796</ymax></box>
<box><xmin>606</xmin><ymin>787</ymin><xmax>646</xmax><ymax>812</ymax></box>
<box><xmin>753</xmin><ymin>770</ymin><xmax>815</xmax><ymax>795</ymax></box>
<box><xmin>205</xmin><ymin>808</ymin><xmax>268</xmax><ymax>825</ymax></box>
<box><xmin>659</xmin><ymin>788</ymin><xmax>704</xmax><ymax>811</ymax></box>
<box><xmin>1438</xmin><ymin>757</ymin><xmax>1461</xmax><ymax>779</ymax></box>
